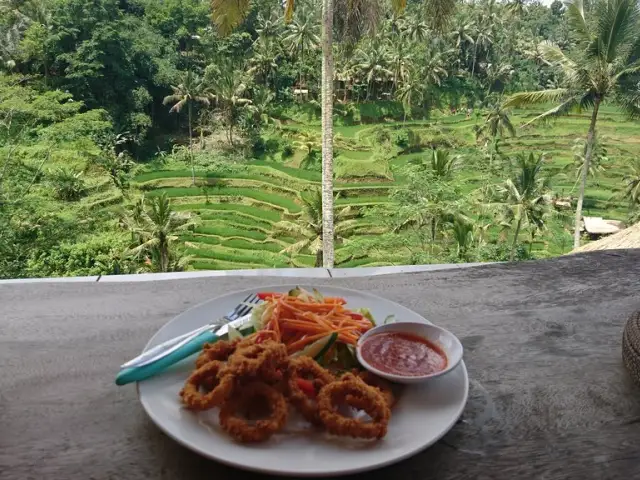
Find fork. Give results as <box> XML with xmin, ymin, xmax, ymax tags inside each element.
<box><xmin>120</xmin><ymin>293</ymin><xmax>260</xmax><ymax>369</ymax></box>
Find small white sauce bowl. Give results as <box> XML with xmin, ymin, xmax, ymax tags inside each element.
<box><xmin>356</xmin><ymin>322</ymin><xmax>464</xmax><ymax>384</ymax></box>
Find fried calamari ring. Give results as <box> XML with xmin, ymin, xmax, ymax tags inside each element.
<box><xmin>179</xmin><ymin>360</ymin><xmax>235</xmax><ymax>411</ymax></box>
<box><xmin>356</xmin><ymin>370</ymin><xmax>397</xmax><ymax>409</ymax></box>
<box><xmin>219</xmin><ymin>382</ymin><xmax>288</xmax><ymax>443</ymax></box>
<box><xmin>195</xmin><ymin>339</ymin><xmax>239</xmax><ymax>368</ymax></box>
<box><xmin>317</xmin><ymin>375</ymin><xmax>391</xmax><ymax>439</ymax></box>
<box><xmin>223</xmin><ymin>340</ymin><xmax>287</xmax><ymax>380</ymax></box>
<box><xmin>287</xmin><ymin>356</ymin><xmax>335</xmax><ymax>425</ymax></box>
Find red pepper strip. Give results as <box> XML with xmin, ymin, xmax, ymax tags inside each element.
<box><xmin>257</xmin><ymin>292</ymin><xmax>282</xmax><ymax>300</ymax></box>
<box><xmin>296</xmin><ymin>378</ymin><xmax>316</xmax><ymax>398</ymax></box>
<box><xmin>348</xmin><ymin>312</ymin><xmax>364</xmax><ymax>320</ymax></box>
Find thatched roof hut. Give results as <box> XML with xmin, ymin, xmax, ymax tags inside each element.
<box><xmin>582</xmin><ymin>216</ymin><xmax>625</xmax><ymax>236</ymax></box>
<box><xmin>572</xmin><ymin>222</ymin><xmax>640</xmax><ymax>253</ymax></box>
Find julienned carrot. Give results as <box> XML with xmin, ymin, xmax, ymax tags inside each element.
<box><xmin>286</xmin><ymin>327</ymin><xmax>358</xmax><ymax>353</ymax></box>
<box><xmin>258</xmin><ymin>290</ymin><xmax>373</xmax><ymax>351</ymax></box>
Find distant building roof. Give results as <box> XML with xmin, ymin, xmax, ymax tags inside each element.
<box><xmin>573</xmin><ymin>222</ymin><xmax>640</xmax><ymax>253</ymax></box>
<box><xmin>582</xmin><ymin>216</ymin><xmax>625</xmax><ymax>235</ymax></box>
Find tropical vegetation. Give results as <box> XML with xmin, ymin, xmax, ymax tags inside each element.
<box><xmin>1</xmin><ymin>0</ymin><xmax>639</xmax><ymax>279</ymax></box>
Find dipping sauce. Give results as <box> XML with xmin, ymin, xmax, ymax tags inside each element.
<box><xmin>360</xmin><ymin>332</ymin><xmax>447</xmax><ymax>377</ymax></box>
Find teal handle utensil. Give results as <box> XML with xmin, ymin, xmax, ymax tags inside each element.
<box><xmin>115</xmin><ymin>330</ymin><xmax>218</xmax><ymax>386</ymax></box>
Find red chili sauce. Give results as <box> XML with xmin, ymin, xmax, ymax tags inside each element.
<box><xmin>360</xmin><ymin>332</ymin><xmax>447</xmax><ymax>377</ymax></box>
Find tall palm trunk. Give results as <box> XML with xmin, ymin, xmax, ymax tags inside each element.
<box><xmin>573</xmin><ymin>98</ymin><xmax>601</xmax><ymax>248</ymax></box>
<box><xmin>299</xmin><ymin>44</ymin><xmax>304</xmax><ymax>87</ymax></box>
<box><xmin>188</xmin><ymin>101</ymin><xmax>195</xmax><ymax>185</ymax></box>
<box><xmin>159</xmin><ymin>235</ymin><xmax>169</xmax><ymax>272</ymax></box>
<box><xmin>321</xmin><ymin>0</ymin><xmax>335</xmax><ymax>268</ymax></box>
<box><xmin>471</xmin><ymin>43</ymin><xmax>478</xmax><ymax>76</ymax></box>
<box><xmin>510</xmin><ymin>215</ymin><xmax>523</xmax><ymax>261</ymax></box>
<box><xmin>315</xmin><ymin>249</ymin><xmax>323</xmax><ymax>268</ymax></box>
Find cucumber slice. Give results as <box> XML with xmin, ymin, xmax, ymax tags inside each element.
<box><xmin>227</xmin><ymin>324</ymin><xmax>243</xmax><ymax>341</ymax></box>
<box><xmin>291</xmin><ymin>332</ymin><xmax>338</xmax><ymax>360</ymax></box>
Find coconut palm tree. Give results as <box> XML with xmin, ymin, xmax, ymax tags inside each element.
<box><xmin>124</xmin><ymin>194</ymin><xmax>196</xmax><ymax>273</ymax></box>
<box><xmin>622</xmin><ymin>158</ymin><xmax>640</xmax><ymax>208</ymax></box>
<box><xmin>255</xmin><ymin>12</ymin><xmax>284</xmax><ymax>41</ymax></box>
<box><xmin>388</xmin><ymin>41</ymin><xmax>412</xmax><ymax>93</ymax></box>
<box><xmin>405</xmin><ymin>19</ymin><xmax>430</xmax><ymax>43</ymax></box>
<box><xmin>248</xmin><ymin>86</ymin><xmax>280</xmax><ymax>129</ymax></box>
<box><xmin>211</xmin><ymin>0</ymin><xmax>456</xmax><ymax>267</ymax></box>
<box><xmin>354</xmin><ymin>41</ymin><xmax>392</xmax><ymax>100</ymax></box>
<box><xmin>284</xmin><ymin>10</ymin><xmax>320</xmax><ymax>88</ymax></box>
<box><xmin>503</xmin><ymin>0</ymin><xmax>640</xmax><ymax>248</ymax></box>
<box><xmin>163</xmin><ymin>71</ymin><xmax>210</xmax><ymax>185</ymax></box>
<box><xmin>420</xmin><ymin>48</ymin><xmax>450</xmax><ymax>86</ymax></box>
<box><xmin>247</xmin><ymin>38</ymin><xmax>281</xmax><ymax>89</ymax></box>
<box><xmin>476</xmin><ymin>100</ymin><xmax>516</xmax><ymax>142</ymax></box>
<box><xmin>569</xmin><ymin>134</ymin><xmax>607</xmax><ymax>188</ymax></box>
<box><xmin>205</xmin><ymin>66</ymin><xmax>251</xmax><ymax>145</ymax></box>
<box><xmin>397</xmin><ymin>70</ymin><xmax>425</xmax><ymax>121</ymax></box>
<box><xmin>450</xmin><ymin>21</ymin><xmax>475</xmax><ymax>50</ymax></box>
<box><xmin>507</xmin><ymin>0</ymin><xmax>526</xmax><ymax>18</ymax></box>
<box><xmin>273</xmin><ymin>190</ymin><xmax>358</xmax><ymax>267</ymax></box>
<box><xmin>491</xmin><ymin>153</ymin><xmax>553</xmax><ymax>261</ymax></box>
<box><xmin>483</xmin><ymin>62</ymin><xmax>514</xmax><ymax>95</ymax></box>
<box><xmin>471</xmin><ymin>23</ymin><xmax>493</xmax><ymax>76</ymax></box>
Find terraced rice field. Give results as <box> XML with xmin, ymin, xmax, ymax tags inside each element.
<box><xmin>134</xmin><ymin>105</ymin><xmax>639</xmax><ymax>269</ymax></box>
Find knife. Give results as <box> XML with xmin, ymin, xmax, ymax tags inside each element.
<box><xmin>115</xmin><ymin>314</ymin><xmax>255</xmax><ymax>386</ymax></box>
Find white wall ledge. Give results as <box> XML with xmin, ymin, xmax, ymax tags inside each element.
<box><xmin>0</xmin><ymin>262</ymin><xmax>489</xmax><ymax>285</ymax></box>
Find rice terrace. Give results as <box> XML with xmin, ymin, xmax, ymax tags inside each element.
<box><xmin>1</xmin><ymin>0</ymin><xmax>639</xmax><ymax>278</ymax></box>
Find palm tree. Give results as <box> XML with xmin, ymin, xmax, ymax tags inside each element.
<box><xmin>247</xmin><ymin>38</ymin><xmax>281</xmax><ymax>89</ymax></box>
<box><xmin>450</xmin><ymin>21</ymin><xmax>475</xmax><ymax>50</ymax></box>
<box><xmin>569</xmin><ymin>134</ymin><xmax>607</xmax><ymax>188</ymax></box>
<box><xmin>284</xmin><ymin>11</ymin><xmax>320</xmax><ymax>88</ymax></box>
<box><xmin>388</xmin><ymin>41</ymin><xmax>412</xmax><ymax>94</ymax></box>
<box><xmin>483</xmin><ymin>62</ymin><xmax>514</xmax><ymax>95</ymax></box>
<box><xmin>211</xmin><ymin>0</ymin><xmax>455</xmax><ymax>267</ymax></box>
<box><xmin>355</xmin><ymin>42</ymin><xmax>392</xmax><ymax>100</ymax></box>
<box><xmin>125</xmin><ymin>194</ymin><xmax>196</xmax><ymax>273</ymax></box>
<box><xmin>476</xmin><ymin>101</ymin><xmax>516</xmax><ymax>142</ymax></box>
<box><xmin>273</xmin><ymin>190</ymin><xmax>358</xmax><ymax>267</ymax></box>
<box><xmin>255</xmin><ymin>13</ymin><xmax>284</xmax><ymax>41</ymax></box>
<box><xmin>491</xmin><ymin>153</ymin><xmax>553</xmax><ymax>261</ymax></box>
<box><xmin>420</xmin><ymin>48</ymin><xmax>450</xmax><ymax>86</ymax></box>
<box><xmin>622</xmin><ymin>158</ymin><xmax>640</xmax><ymax>208</ymax></box>
<box><xmin>293</xmin><ymin>131</ymin><xmax>322</xmax><ymax>169</ymax></box>
<box><xmin>471</xmin><ymin>24</ymin><xmax>493</xmax><ymax>76</ymax></box>
<box><xmin>405</xmin><ymin>20</ymin><xmax>430</xmax><ymax>43</ymax></box>
<box><xmin>411</xmin><ymin>149</ymin><xmax>459</xmax><ymax>179</ymax></box>
<box><xmin>205</xmin><ymin>66</ymin><xmax>251</xmax><ymax>145</ymax></box>
<box><xmin>430</xmin><ymin>149</ymin><xmax>459</xmax><ymax>179</ymax></box>
<box><xmin>507</xmin><ymin>0</ymin><xmax>526</xmax><ymax>18</ymax></box>
<box><xmin>163</xmin><ymin>71</ymin><xmax>210</xmax><ymax>185</ymax></box>
<box><xmin>504</xmin><ymin>0</ymin><xmax>640</xmax><ymax>248</ymax></box>
<box><xmin>397</xmin><ymin>72</ymin><xmax>424</xmax><ymax>122</ymax></box>
<box><xmin>450</xmin><ymin>215</ymin><xmax>475</xmax><ymax>259</ymax></box>
<box><xmin>248</xmin><ymin>86</ymin><xmax>280</xmax><ymax>129</ymax></box>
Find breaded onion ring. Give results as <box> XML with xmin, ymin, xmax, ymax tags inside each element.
<box><xmin>317</xmin><ymin>375</ymin><xmax>391</xmax><ymax>439</ymax></box>
<box><xmin>180</xmin><ymin>360</ymin><xmax>235</xmax><ymax>411</ymax></box>
<box><xmin>219</xmin><ymin>382</ymin><xmax>288</xmax><ymax>443</ymax></box>
<box><xmin>355</xmin><ymin>370</ymin><xmax>397</xmax><ymax>409</ymax></box>
<box><xmin>195</xmin><ymin>339</ymin><xmax>239</xmax><ymax>368</ymax></box>
<box><xmin>287</xmin><ymin>356</ymin><xmax>335</xmax><ymax>425</ymax></box>
<box><xmin>223</xmin><ymin>340</ymin><xmax>287</xmax><ymax>380</ymax></box>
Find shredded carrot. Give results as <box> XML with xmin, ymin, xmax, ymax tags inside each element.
<box><xmin>256</xmin><ymin>289</ymin><xmax>373</xmax><ymax>352</ymax></box>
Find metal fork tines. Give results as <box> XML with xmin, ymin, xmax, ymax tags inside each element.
<box><xmin>120</xmin><ymin>293</ymin><xmax>261</xmax><ymax>369</ymax></box>
<box><xmin>222</xmin><ymin>293</ymin><xmax>258</xmax><ymax>323</ymax></box>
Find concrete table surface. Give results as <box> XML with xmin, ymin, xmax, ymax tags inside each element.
<box><xmin>1</xmin><ymin>250</ymin><xmax>640</xmax><ymax>480</ymax></box>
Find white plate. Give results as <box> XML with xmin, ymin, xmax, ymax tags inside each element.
<box><xmin>138</xmin><ymin>285</ymin><xmax>469</xmax><ymax>477</ymax></box>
